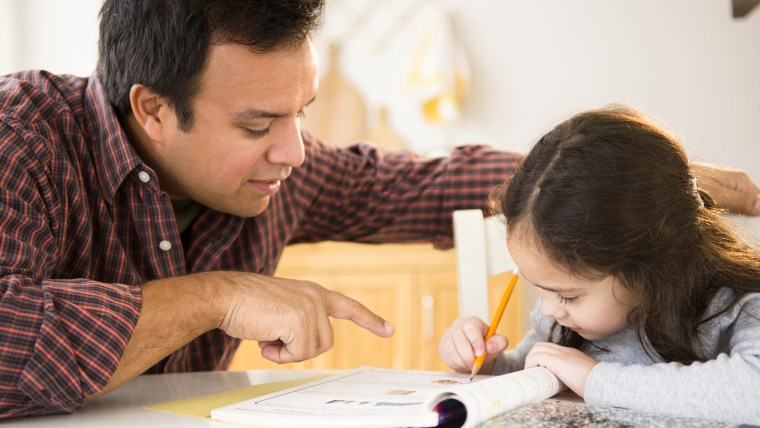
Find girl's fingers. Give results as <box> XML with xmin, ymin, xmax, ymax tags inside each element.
<box><xmin>485</xmin><ymin>335</ymin><xmax>508</xmax><ymax>354</ymax></box>
<box><xmin>462</xmin><ymin>322</ymin><xmax>486</xmax><ymax>357</ymax></box>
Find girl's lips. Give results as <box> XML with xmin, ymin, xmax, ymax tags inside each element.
<box><xmin>247</xmin><ymin>179</ymin><xmax>282</xmax><ymax>196</ymax></box>
<box><xmin>560</xmin><ymin>323</ymin><xmax>581</xmax><ymax>333</ymax></box>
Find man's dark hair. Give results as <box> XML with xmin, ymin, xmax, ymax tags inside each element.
<box><xmin>97</xmin><ymin>0</ymin><xmax>324</xmax><ymax>131</ymax></box>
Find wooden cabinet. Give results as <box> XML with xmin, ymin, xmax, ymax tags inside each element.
<box><xmin>228</xmin><ymin>242</ymin><xmax>526</xmax><ymax>372</ymax></box>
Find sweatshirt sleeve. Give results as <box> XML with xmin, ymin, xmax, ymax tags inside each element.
<box><xmin>493</xmin><ymin>298</ymin><xmax>552</xmax><ymax>375</ymax></box>
<box><xmin>584</xmin><ymin>293</ymin><xmax>760</xmax><ymax>425</ymax></box>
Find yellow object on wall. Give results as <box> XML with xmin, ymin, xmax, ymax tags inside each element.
<box><xmin>406</xmin><ymin>10</ymin><xmax>470</xmax><ymax>125</ymax></box>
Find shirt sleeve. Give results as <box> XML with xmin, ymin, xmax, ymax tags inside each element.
<box><xmin>0</xmin><ymin>120</ymin><xmax>141</xmax><ymax>417</ymax></box>
<box><xmin>493</xmin><ymin>298</ymin><xmax>552</xmax><ymax>375</ymax></box>
<box><xmin>287</xmin><ymin>132</ymin><xmax>522</xmax><ymax>249</ymax></box>
<box><xmin>584</xmin><ymin>294</ymin><xmax>760</xmax><ymax>425</ymax></box>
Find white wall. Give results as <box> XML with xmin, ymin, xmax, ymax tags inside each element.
<box><xmin>318</xmin><ymin>0</ymin><xmax>760</xmax><ymax>181</ymax></box>
<box><xmin>457</xmin><ymin>0</ymin><xmax>760</xmax><ymax>175</ymax></box>
<box><xmin>2</xmin><ymin>0</ymin><xmax>758</xmax><ymax>180</ymax></box>
<box><xmin>0</xmin><ymin>0</ymin><xmax>101</xmax><ymax>77</ymax></box>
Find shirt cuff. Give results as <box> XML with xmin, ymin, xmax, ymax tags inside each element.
<box><xmin>16</xmin><ymin>279</ymin><xmax>141</xmax><ymax>414</ymax></box>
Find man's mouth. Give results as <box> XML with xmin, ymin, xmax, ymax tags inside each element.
<box><xmin>247</xmin><ymin>179</ymin><xmax>282</xmax><ymax>195</ymax></box>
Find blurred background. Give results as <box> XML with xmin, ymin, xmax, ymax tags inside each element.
<box><xmin>2</xmin><ymin>0</ymin><xmax>758</xmax><ymax>371</ymax></box>
<box><xmin>2</xmin><ymin>0</ymin><xmax>758</xmax><ymax>178</ymax></box>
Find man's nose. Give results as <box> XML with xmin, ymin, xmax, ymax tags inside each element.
<box><xmin>268</xmin><ymin>120</ymin><xmax>305</xmax><ymax>167</ymax></box>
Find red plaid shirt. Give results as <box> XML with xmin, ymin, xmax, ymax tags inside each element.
<box><xmin>0</xmin><ymin>70</ymin><xmax>520</xmax><ymax>417</ymax></box>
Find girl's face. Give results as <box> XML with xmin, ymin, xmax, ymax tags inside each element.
<box><xmin>507</xmin><ymin>228</ymin><xmax>639</xmax><ymax>341</ymax></box>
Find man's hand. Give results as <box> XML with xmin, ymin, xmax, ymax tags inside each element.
<box><xmin>90</xmin><ymin>272</ymin><xmax>393</xmax><ymax>399</ymax></box>
<box><xmin>217</xmin><ymin>272</ymin><xmax>394</xmax><ymax>363</ymax></box>
<box><xmin>691</xmin><ymin>162</ymin><xmax>760</xmax><ymax>215</ymax></box>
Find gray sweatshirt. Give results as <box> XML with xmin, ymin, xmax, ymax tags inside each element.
<box><xmin>492</xmin><ymin>288</ymin><xmax>760</xmax><ymax>425</ymax></box>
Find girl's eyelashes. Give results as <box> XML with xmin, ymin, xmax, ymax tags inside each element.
<box><xmin>556</xmin><ymin>294</ymin><xmax>578</xmax><ymax>304</ymax></box>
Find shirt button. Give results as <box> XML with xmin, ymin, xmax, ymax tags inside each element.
<box><xmin>159</xmin><ymin>240</ymin><xmax>172</xmax><ymax>251</ymax></box>
<box><xmin>138</xmin><ymin>171</ymin><xmax>151</xmax><ymax>183</ymax></box>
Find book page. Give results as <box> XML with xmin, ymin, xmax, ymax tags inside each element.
<box><xmin>211</xmin><ymin>367</ymin><xmax>488</xmax><ymax>427</ymax></box>
<box><xmin>426</xmin><ymin>366</ymin><xmax>563</xmax><ymax>427</ymax></box>
<box><xmin>210</xmin><ymin>367</ymin><xmax>562</xmax><ymax>428</ymax></box>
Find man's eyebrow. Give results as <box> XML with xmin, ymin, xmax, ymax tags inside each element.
<box><xmin>231</xmin><ymin>96</ymin><xmax>316</xmax><ymax>122</ymax></box>
<box><xmin>231</xmin><ymin>108</ymin><xmax>285</xmax><ymax>121</ymax></box>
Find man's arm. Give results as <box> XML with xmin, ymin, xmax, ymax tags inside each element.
<box><xmin>692</xmin><ymin>162</ymin><xmax>760</xmax><ymax>215</ymax></box>
<box><xmin>89</xmin><ymin>271</ymin><xmax>394</xmax><ymax>398</ymax></box>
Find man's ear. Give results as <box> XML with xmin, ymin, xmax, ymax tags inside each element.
<box><xmin>129</xmin><ymin>84</ymin><xmax>170</xmax><ymax>143</ymax></box>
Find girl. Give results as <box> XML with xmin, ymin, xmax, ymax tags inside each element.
<box><xmin>439</xmin><ymin>106</ymin><xmax>760</xmax><ymax>424</ymax></box>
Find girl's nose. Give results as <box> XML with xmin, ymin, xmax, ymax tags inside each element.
<box><xmin>540</xmin><ymin>296</ymin><xmax>567</xmax><ymax>319</ymax></box>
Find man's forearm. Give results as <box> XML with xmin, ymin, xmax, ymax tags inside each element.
<box><xmin>86</xmin><ymin>269</ymin><xmax>394</xmax><ymax>400</ymax></box>
<box><xmin>87</xmin><ymin>273</ymin><xmax>224</xmax><ymax>399</ymax></box>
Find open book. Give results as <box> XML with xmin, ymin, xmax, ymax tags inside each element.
<box><xmin>210</xmin><ymin>366</ymin><xmax>563</xmax><ymax>427</ymax></box>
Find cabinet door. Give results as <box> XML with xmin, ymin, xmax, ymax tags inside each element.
<box><xmin>227</xmin><ymin>269</ymin><xmax>413</xmax><ymax>371</ymax></box>
<box><xmin>228</xmin><ymin>242</ymin><xmax>462</xmax><ymax>371</ymax></box>
<box><xmin>415</xmin><ymin>270</ymin><xmax>459</xmax><ymax>371</ymax></box>
<box><xmin>324</xmin><ymin>271</ymin><xmax>413</xmax><ymax>369</ymax></box>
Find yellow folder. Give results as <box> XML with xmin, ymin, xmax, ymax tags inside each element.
<box><xmin>146</xmin><ymin>375</ymin><xmax>331</xmax><ymax>419</ymax></box>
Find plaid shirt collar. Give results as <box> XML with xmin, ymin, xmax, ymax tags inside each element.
<box><xmin>83</xmin><ymin>74</ymin><xmax>148</xmax><ymax>203</ymax></box>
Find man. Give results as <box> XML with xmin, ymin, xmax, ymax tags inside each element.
<box><xmin>0</xmin><ymin>0</ymin><xmax>757</xmax><ymax>418</ymax></box>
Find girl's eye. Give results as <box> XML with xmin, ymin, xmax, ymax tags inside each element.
<box><xmin>244</xmin><ymin>127</ymin><xmax>270</xmax><ymax>138</ymax></box>
<box><xmin>556</xmin><ymin>294</ymin><xmax>578</xmax><ymax>304</ymax></box>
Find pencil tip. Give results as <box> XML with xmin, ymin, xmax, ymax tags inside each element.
<box><xmin>469</xmin><ymin>362</ymin><xmax>482</xmax><ymax>381</ymax></box>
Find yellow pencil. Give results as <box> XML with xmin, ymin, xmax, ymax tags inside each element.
<box><xmin>470</xmin><ymin>268</ymin><xmax>520</xmax><ymax>380</ymax></box>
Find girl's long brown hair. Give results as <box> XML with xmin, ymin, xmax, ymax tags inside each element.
<box><xmin>493</xmin><ymin>106</ymin><xmax>760</xmax><ymax>363</ymax></box>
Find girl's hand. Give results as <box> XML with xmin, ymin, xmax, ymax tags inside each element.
<box><xmin>438</xmin><ymin>316</ymin><xmax>509</xmax><ymax>374</ymax></box>
<box><xmin>525</xmin><ymin>342</ymin><xmax>598</xmax><ymax>397</ymax></box>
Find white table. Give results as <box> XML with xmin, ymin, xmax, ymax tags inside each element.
<box><xmin>4</xmin><ymin>370</ymin><xmax>335</xmax><ymax>428</ymax></box>
<box><xmin>2</xmin><ymin>369</ymin><xmax>734</xmax><ymax>428</ymax></box>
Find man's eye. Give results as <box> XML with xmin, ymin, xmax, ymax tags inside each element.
<box><xmin>244</xmin><ymin>128</ymin><xmax>270</xmax><ymax>138</ymax></box>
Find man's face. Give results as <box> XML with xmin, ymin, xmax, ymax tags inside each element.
<box><xmin>155</xmin><ymin>40</ymin><xmax>318</xmax><ymax>217</ymax></box>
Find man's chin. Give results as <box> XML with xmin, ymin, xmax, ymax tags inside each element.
<box><xmin>242</xmin><ymin>200</ymin><xmax>271</xmax><ymax>217</ymax></box>
<box><xmin>220</xmin><ymin>198</ymin><xmax>271</xmax><ymax>218</ymax></box>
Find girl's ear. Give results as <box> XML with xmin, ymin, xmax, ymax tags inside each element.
<box><xmin>129</xmin><ymin>84</ymin><xmax>170</xmax><ymax>144</ymax></box>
